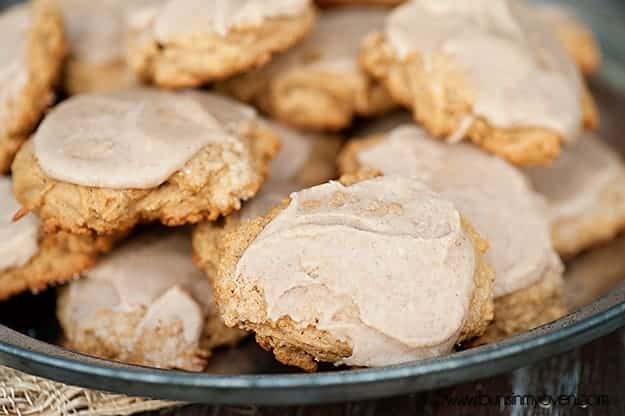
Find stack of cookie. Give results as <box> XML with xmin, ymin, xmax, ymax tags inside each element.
<box><xmin>1</xmin><ymin>0</ymin><xmax>622</xmax><ymax>373</ymax></box>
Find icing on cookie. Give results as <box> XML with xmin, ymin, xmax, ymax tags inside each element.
<box><xmin>64</xmin><ymin>232</ymin><xmax>214</xmax><ymax>344</ymax></box>
<box><xmin>235</xmin><ymin>176</ymin><xmax>477</xmax><ymax>366</ymax></box>
<box><xmin>385</xmin><ymin>0</ymin><xmax>583</xmax><ymax>139</ymax></box>
<box><xmin>33</xmin><ymin>90</ymin><xmax>255</xmax><ymax>189</ymax></box>
<box><xmin>0</xmin><ymin>177</ymin><xmax>39</xmax><ymax>272</ymax></box>
<box><xmin>534</xmin><ymin>4</ymin><xmax>581</xmax><ymax>28</ymax></box>
<box><xmin>0</xmin><ymin>4</ymin><xmax>30</xmax><ymax>134</ymax></box>
<box><xmin>135</xmin><ymin>0</ymin><xmax>310</xmax><ymax>40</ymax></box>
<box><xmin>356</xmin><ymin>125</ymin><xmax>560</xmax><ymax>297</ymax></box>
<box><xmin>58</xmin><ymin>0</ymin><xmax>125</xmax><ymax>64</ymax></box>
<box><xmin>268</xmin><ymin>6</ymin><xmax>388</xmax><ymax>74</ymax></box>
<box><xmin>525</xmin><ymin>133</ymin><xmax>625</xmax><ymax>223</ymax></box>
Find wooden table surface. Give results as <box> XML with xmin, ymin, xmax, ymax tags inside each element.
<box><xmin>143</xmin><ymin>327</ymin><xmax>625</xmax><ymax>416</ymax></box>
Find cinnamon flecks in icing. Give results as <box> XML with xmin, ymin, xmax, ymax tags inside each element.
<box><xmin>235</xmin><ymin>176</ymin><xmax>478</xmax><ymax>366</ymax></box>
<box><xmin>355</xmin><ymin>125</ymin><xmax>560</xmax><ymax>297</ymax></box>
<box><xmin>0</xmin><ymin>4</ymin><xmax>30</xmax><ymax>134</ymax></box>
<box><xmin>33</xmin><ymin>90</ymin><xmax>256</xmax><ymax>189</ymax></box>
<box><xmin>64</xmin><ymin>232</ymin><xmax>216</xmax><ymax>345</ymax></box>
<box><xmin>0</xmin><ymin>177</ymin><xmax>39</xmax><ymax>272</ymax></box>
<box><xmin>385</xmin><ymin>0</ymin><xmax>584</xmax><ymax>139</ymax></box>
<box><xmin>525</xmin><ymin>133</ymin><xmax>625</xmax><ymax>223</ymax></box>
<box><xmin>138</xmin><ymin>0</ymin><xmax>310</xmax><ymax>40</ymax></box>
<box><xmin>266</xmin><ymin>6</ymin><xmax>388</xmax><ymax>74</ymax></box>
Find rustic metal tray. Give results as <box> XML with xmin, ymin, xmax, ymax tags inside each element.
<box><xmin>1</xmin><ymin>0</ymin><xmax>625</xmax><ymax>406</ymax></box>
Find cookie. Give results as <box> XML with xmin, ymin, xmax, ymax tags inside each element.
<box><xmin>218</xmin><ymin>6</ymin><xmax>395</xmax><ymax>131</ymax></box>
<box><xmin>0</xmin><ymin>0</ymin><xmax>66</xmax><ymax>174</ymax></box>
<box><xmin>58</xmin><ymin>231</ymin><xmax>246</xmax><ymax>371</ymax></box>
<box><xmin>126</xmin><ymin>0</ymin><xmax>316</xmax><ymax>88</ymax></box>
<box><xmin>535</xmin><ymin>4</ymin><xmax>601</xmax><ymax>76</ymax></box>
<box><xmin>193</xmin><ymin>120</ymin><xmax>341</xmax><ymax>281</ymax></box>
<box><xmin>202</xmin><ymin>176</ymin><xmax>494</xmax><ymax>371</ymax></box>
<box><xmin>0</xmin><ymin>177</ymin><xmax>116</xmax><ymax>301</ymax></box>
<box><xmin>525</xmin><ymin>133</ymin><xmax>625</xmax><ymax>258</ymax></box>
<box><xmin>339</xmin><ymin>124</ymin><xmax>566</xmax><ymax>340</ymax></box>
<box><xmin>57</xmin><ymin>0</ymin><xmax>138</xmax><ymax>95</ymax></box>
<box><xmin>359</xmin><ymin>0</ymin><xmax>598</xmax><ymax>166</ymax></box>
<box><xmin>11</xmin><ymin>90</ymin><xmax>280</xmax><ymax>236</ymax></box>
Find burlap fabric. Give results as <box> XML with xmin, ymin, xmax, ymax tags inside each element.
<box><xmin>0</xmin><ymin>366</ymin><xmax>178</xmax><ymax>415</ymax></box>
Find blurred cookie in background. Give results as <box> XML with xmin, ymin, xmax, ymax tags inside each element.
<box><xmin>526</xmin><ymin>133</ymin><xmax>625</xmax><ymax>258</ymax></box>
<box><xmin>0</xmin><ymin>0</ymin><xmax>66</xmax><ymax>173</ymax></box>
<box><xmin>0</xmin><ymin>177</ymin><xmax>117</xmax><ymax>302</ymax></box>
<box><xmin>360</xmin><ymin>0</ymin><xmax>598</xmax><ymax>166</ymax></box>
<box><xmin>126</xmin><ymin>0</ymin><xmax>316</xmax><ymax>88</ymax></box>
<box><xmin>58</xmin><ymin>230</ymin><xmax>247</xmax><ymax>371</ymax></box>
<box><xmin>535</xmin><ymin>3</ymin><xmax>602</xmax><ymax>76</ymax></box>
<box><xmin>218</xmin><ymin>6</ymin><xmax>396</xmax><ymax>132</ymax></box>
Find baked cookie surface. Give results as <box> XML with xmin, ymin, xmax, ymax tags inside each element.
<box><xmin>0</xmin><ymin>0</ymin><xmax>66</xmax><ymax>173</ymax></box>
<box><xmin>11</xmin><ymin>90</ymin><xmax>280</xmax><ymax>236</ymax></box>
<box><xmin>206</xmin><ymin>176</ymin><xmax>494</xmax><ymax>371</ymax></box>
<box><xmin>58</xmin><ymin>231</ymin><xmax>246</xmax><ymax>371</ymax></box>
<box><xmin>0</xmin><ymin>177</ymin><xmax>115</xmax><ymax>301</ymax></box>
<box><xmin>339</xmin><ymin>124</ymin><xmax>566</xmax><ymax>338</ymax></box>
<box><xmin>127</xmin><ymin>0</ymin><xmax>315</xmax><ymax>88</ymax></box>
<box><xmin>219</xmin><ymin>6</ymin><xmax>395</xmax><ymax>131</ymax></box>
<box><xmin>360</xmin><ymin>0</ymin><xmax>598</xmax><ymax>166</ymax></box>
<box><xmin>525</xmin><ymin>133</ymin><xmax>625</xmax><ymax>258</ymax></box>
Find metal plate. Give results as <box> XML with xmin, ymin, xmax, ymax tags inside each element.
<box><xmin>1</xmin><ymin>0</ymin><xmax>625</xmax><ymax>406</ymax></box>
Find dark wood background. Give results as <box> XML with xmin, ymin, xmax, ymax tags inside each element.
<box><xmin>142</xmin><ymin>327</ymin><xmax>625</xmax><ymax>416</ymax></box>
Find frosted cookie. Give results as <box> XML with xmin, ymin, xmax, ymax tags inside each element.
<box><xmin>339</xmin><ymin>125</ymin><xmax>566</xmax><ymax>339</ymax></box>
<box><xmin>58</xmin><ymin>0</ymin><xmax>141</xmax><ymax>94</ymax></box>
<box><xmin>316</xmin><ymin>0</ymin><xmax>404</xmax><ymax>8</ymax></box>
<box><xmin>360</xmin><ymin>0</ymin><xmax>598</xmax><ymax>166</ymax></box>
<box><xmin>193</xmin><ymin>120</ymin><xmax>341</xmax><ymax>281</ymax></box>
<box><xmin>126</xmin><ymin>0</ymin><xmax>316</xmax><ymax>89</ymax></box>
<box><xmin>525</xmin><ymin>133</ymin><xmax>625</xmax><ymax>258</ymax></box>
<box><xmin>0</xmin><ymin>1</ymin><xmax>66</xmax><ymax>174</ymax></box>
<box><xmin>208</xmin><ymin>176</ymin><xmax>494</xmax><ymax>371</ymax></box>
<box><xmin>58</xmin><ymin>231</ymin><xmax>246</xmax><ymax>371</ymax></box>
<box><xmin>535</xmin><ymin>4</ymin><xmax>601</xmax><ymax>76</ymax></box>
<box><xmin>218</xmin><ymin>6</ymin><xmax>395</xmax><ymax>131</ymax></box>
<box><xmin>0</xmin><ymin>177</ymin><xmax>115</xmax><ymax>301</ymax></box>
<box><xmin>11</xmin><ymin>90</ymin><xmax>280</xmax><ymax>236</ymax></box>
